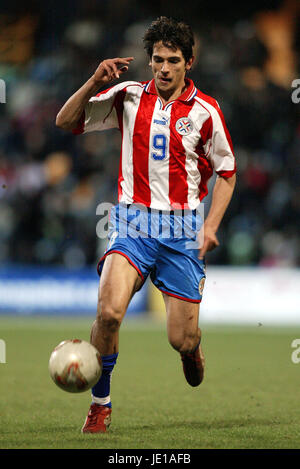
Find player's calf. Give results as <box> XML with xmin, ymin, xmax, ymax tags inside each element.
<box><xmin>168</xmin><ymin>328</ymin><xmax>205</xmax><ymax>387</ymax></box>
<box><xmin>180</xmin><ymin>341</ymin><xmax>205</xmax><ymax>387</ymax></box>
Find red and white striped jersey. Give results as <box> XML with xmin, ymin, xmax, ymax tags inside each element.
<box><xmin>73</xmin><ymin>78</ymin><xmax>236</xmax><ymax>210</ymax></box>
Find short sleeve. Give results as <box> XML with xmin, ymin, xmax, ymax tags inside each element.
<box><xmin>72</xmin><ymin>81</ymin><xmax>131</xmax><ymax>135</ymax></box>
<box><xmin>207</xmin><ymin>101</ymin><xmax>236</xmax><ymax>178</ymax></box>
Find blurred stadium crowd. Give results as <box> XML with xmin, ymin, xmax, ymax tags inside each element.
<box><xmin>0</xmin><ymin>0</ymin><xmax>299</xmax><ymax>269</ymax></box>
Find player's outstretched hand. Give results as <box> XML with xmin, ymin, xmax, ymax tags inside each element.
<box><xmin>198</xmin><ymin>224</ymin><xmax>220</xmax><ymax>259</ymax></box>
<box><xmin>93</xmin><ymin>57</ymin><xmax>134</xmax><ymax>85</ymax></box>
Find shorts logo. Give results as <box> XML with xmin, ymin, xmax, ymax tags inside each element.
<box><xmin>175</xmin><ymin>117</ymin><xmax>193</xmax><ymax>136</ymax></box>
<box><xmin>198</xmin><ymin>277</ymin><xmax>205</xmax><ymax>296</ymax></box>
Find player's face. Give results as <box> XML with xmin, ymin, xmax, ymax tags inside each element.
<box><xmin>149</xmin><ymin>42</ymin><xmax>194</xmax><ymax>100</ymax></box>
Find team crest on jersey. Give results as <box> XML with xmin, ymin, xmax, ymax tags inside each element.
<box><xmin>175</xmin><ymin>117</ymin><xmax>193</xmax><ymax>136</ymax></box>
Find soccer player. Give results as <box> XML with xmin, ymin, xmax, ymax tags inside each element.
<box><xmin>56</xmin><ymin>16</ymin><xmax>236</xmax><ymax>433</ymax></box>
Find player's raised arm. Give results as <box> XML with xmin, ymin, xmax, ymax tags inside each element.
<box><xmin>55</xmin><ymin>57</ymin><xmax>134</xmax><ymax>131</ymax></box>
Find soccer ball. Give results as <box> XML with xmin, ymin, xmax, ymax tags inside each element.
<box><xmin>49</xmin><ymin>339</ymin><xmax>102</xmax><ymax>393</ymax></box>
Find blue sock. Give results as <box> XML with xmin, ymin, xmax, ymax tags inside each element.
<box><xmin>91</xmin><ymin>353</ymin><xmax>118</xmax><ymax>408</ymax></box>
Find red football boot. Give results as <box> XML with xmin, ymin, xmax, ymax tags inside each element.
<box><xmin>81</xmin><ymin>403</ymin><xmax>112</xmax><ymax>433</ymax></box>
<box><xmin>180</xmin><ymin>341</ymin><xmax>205</xmax><ymax>387</ymax></box>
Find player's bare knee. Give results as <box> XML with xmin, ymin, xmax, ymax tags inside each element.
<box><xmin>168</xmin><ymin>334</ymin><xmax>184</xmax><ymax>353</ymax></box>
<box><xmin>169</xmin><ymin>334</ymin><xmax>198</xmax><ymax>354</ymax></box>
<box><xmin>178</xmin><ymin>342</ymin><xmax>195</xmax><ymax>354</ymax></box>
<box><xmin>97</xmin><ymin>304</ymin><xmax>124</xmax><ymax>333</ymax></box>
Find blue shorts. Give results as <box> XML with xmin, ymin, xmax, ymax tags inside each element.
<box><xmin>97</xmin><ymin>204</ymin><xmax>206</xmax><ymax>303</ymax></box>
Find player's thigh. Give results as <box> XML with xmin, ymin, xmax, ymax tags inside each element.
<box><xmin>163</xmin><ymin>293</ymin><xmax>200</xmax><ymax>346</ymax></box>
<box><xmin>98</xmin><ymin>252</ymin><xmax>143</xmax><ymax>317</ymax></box>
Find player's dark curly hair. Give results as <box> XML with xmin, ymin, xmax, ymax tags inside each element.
<box><xmin>143</xmin><ymin>16</ymin><xmax>195</xmax><ymax>63</ymax></box>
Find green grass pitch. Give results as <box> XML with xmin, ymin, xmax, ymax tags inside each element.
<box><xmin>0</xmin><ymin>316</ymin><xmax>300</xmax><ymax>449</ymax></box>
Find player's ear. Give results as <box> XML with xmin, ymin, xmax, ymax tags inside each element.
<box><xmin>148</xmin><ymin>53</ymin><xmax>154</xmax><ymax>67</ymax></box>
<box><xmin>185</xmin><ymin>55</ymin><xmax>195</xmax><ymax>72</ymax></box>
